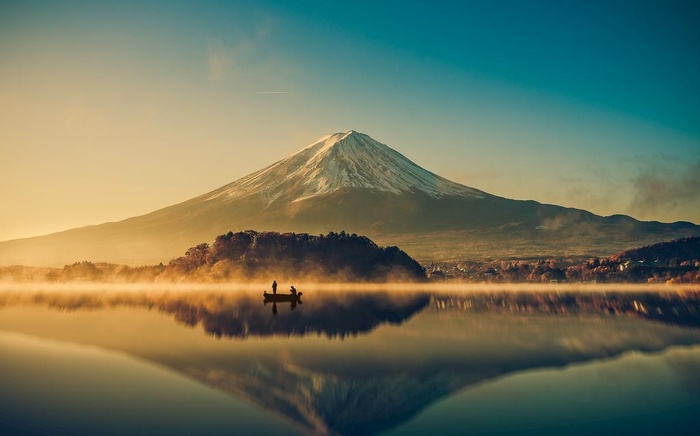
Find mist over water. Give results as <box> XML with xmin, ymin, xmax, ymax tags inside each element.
<box><xmin>2</xmin><ymin>281</ymin><xmax>699</xmax><ymax>293</ymax></box>
<box><xmin>1</xmin><ymin>285</ymin><xmax>699</xmax><ymax>435</ymax></box>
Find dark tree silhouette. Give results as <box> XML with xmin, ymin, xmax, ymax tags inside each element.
<box><xmin>160</xmin><ymin>230</ymin><xmax>426</xmax><ymax>282</ymax></box>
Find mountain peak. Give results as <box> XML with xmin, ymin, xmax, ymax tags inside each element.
<box><xmin>300</xmin><ymin>130</ymin><xmax>370</xmax><ymax>156</ymax></box>
<box><xmin>207</xmin><ymin>131</ymin><xmax>486</xmax><ymax>204</ymax></box>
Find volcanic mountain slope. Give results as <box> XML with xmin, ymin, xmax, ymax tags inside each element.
<box><xmin>0</xmin><ymin>131</ymin><xmax>698</xmax><ymax>266</ymax></box>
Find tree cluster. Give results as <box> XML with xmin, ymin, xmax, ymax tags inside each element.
<box><xmin>0</xmin><ymin>261</ymin><xmax>166</xmax><ymax>283</ymax></box>
<box><xmin>159</xmin><ymin>230</ymin><xmax>426</xmax><ymax>282</ymax></box>
<box><xmin>427</xmin><ymin>237</ymin><xmax>700</xmax><ymax>284</ymax></box>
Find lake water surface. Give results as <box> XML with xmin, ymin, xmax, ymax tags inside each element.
<box><xmin>1</xmin><ymin>286</ymin><xmax>699</xmax><ymax>435</ymax></box>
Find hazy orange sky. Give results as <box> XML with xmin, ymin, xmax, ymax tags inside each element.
<box><xmin>1</xmin><ymin>1</ymin><xmax>699</xmax><ymax>241</ymax></box>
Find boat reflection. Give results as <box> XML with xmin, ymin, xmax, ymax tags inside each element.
<box><xmin>263</xmin><ymin>290</ymin><xmax>303</xmax><ymax>316</ymax></box>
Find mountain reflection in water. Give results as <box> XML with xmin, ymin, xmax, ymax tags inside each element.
<box><xmin>1</xmin><ymin>288</ymin><xmax>699</xmax><ymax>435</ymax></box>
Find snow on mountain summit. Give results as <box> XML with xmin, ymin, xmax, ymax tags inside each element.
<box><xmin>207</xmin><ymin>130</ymin><xmax>485</xmax><ymax>204</ymax></box>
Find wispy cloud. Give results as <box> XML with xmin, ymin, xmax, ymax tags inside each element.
<box><xmin>628</xmin><ymin>159</ymin><xmax>700</xmax><ymax>222</ymax></box>
<box><xmin>553</xmin><ymin>169</ymin><xmax>621</xmax><ymax>214</ymax></box>
<box><xmin>207</xmin><ymin>39</ymin><xmax>234</xmax><ymax>81</ymax></box>
<box><xmin>207</xmin><ymin>19</ymin><xmax>273</xmax><ymax>82</ymax></box>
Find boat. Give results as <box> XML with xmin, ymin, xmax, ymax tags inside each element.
<box><xmin>263</xmin><ymin>291</ymin><xmax>303</xmax><ymax>302</ymax></box>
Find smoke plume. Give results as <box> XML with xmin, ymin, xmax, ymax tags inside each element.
<box><xmin>629</xmin><ymin>160</ymin><xmax>700</xmax><ymax>222</ymax></box>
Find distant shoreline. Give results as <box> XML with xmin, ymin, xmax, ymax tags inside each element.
<box><xmin>1</xmin><ymin>282</ymin><xmax>698</xmax><ymax>293</ymax></box>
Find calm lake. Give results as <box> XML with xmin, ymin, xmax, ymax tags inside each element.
<box><xmin>1</xmin><ymin>285</ymin><xmax>699</xmax><ymax>435</ymax></box>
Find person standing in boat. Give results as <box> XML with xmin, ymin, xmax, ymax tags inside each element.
<box><xmin>272</xmin><ymin>280</ymin><xmax>277</xmax><ymax>295</ymax></box>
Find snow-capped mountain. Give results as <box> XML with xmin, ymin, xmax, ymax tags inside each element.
<box><xmin>207</xmin><ymin>130</ymin><xmax>485</xmax><ymax>205</ymax></box>
<box><xmin>0</xmin><ymin>131</ymin><xmax>697</xmax><ymax>266</ymax></box>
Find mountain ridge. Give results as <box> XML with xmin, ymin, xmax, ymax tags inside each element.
<box><xmin>0</xmin><ymin>130</ymin><xmax>698</xmax><ymax>266</ymax></box>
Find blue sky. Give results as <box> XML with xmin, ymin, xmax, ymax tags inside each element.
<box><xmin>1</xmin><ymin>0</ymin><xmax>698</xmax><ymax>240</ymax></box>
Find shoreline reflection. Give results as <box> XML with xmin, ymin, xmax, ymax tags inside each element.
<box><xmin>1</xmin><ymin>289</ymin><xmax>698</xmax><ymax>336</ymax></box>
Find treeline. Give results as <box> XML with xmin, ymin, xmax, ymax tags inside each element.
<box><xmin>428</xmin><ymin>237</ymin><xmax>700</xmax><ymax>284</ymax></box>
<box><xmin>0</xmin><ymin>230</ymin><xmax>426</xmax><ymax>283</ymax></box>
<box><xmin>3</xmin><ymin>235</ymin><xmax>697</xmax><ymax>284</ymax></box>
<box><xmin>0</xmin><ymin>262</ymin><xmax>166</xmax><ymax>283</ymax></box>
<box><xmin>158</xmin><ymin>230</ymin><xmax>426</xmax><ymax>282</ymax></box>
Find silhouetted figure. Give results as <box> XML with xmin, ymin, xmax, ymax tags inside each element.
<box><xmin>290</xmin><ymin>285</ymin><xmax>297</xmax><ymax>295</ymax></box>
<box><xmin>272</xmin><ymin>280</ymin><xmax>277</xmax><ymax>295</ymax></box>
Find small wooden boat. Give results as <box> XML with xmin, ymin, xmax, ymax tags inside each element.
<box><xmin>263</xmin><ymin>291</ymin><xmax>303</xmax><ymax>302</ymax></box>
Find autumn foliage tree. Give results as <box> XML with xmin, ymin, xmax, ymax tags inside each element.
<box><xmin>159</xmin><ymin>230</ymin><xmax>426</xmax><ymax>282</ymax></box>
